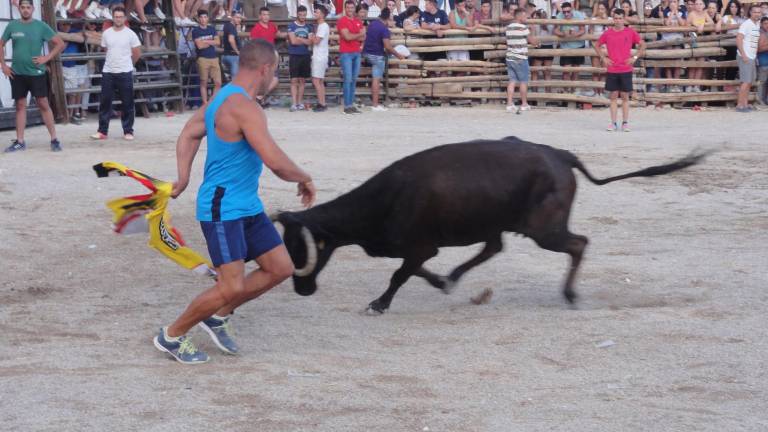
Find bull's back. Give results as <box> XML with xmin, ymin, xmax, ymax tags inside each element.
<box><xmin>372</xmin><ymin>139</ymin><xmax>575</xmax><ymax>247</ymax></box>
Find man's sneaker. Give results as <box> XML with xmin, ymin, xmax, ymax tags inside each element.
<box><xmin>174</xmin><ymin>16</ymin><xmax>183</xmax><ymax>26</ymax></box>
<box><xmin>154</xmin><ymin>7</ymin><xmax>166</xmax><ymax>20</ymax></box>
<box><xmin>129</xmin><ymin>11</ymin><xmax>139</xmax><ymax>21</ymax></box>
<box><xmin>71</xmin><ymin>113</ymin><xmax>83</xmax><ymax>125</ymax></box>
<box><xmin>735</xmin><ymin>107</ymin><xmax>750</xmax><ymax>113</ymax></box>
<box><xmin>153</xmin><ymin>328</ymin><xmax>209</xmax><ymax>364</ymax></box>
<box><xmin>297</xmin><ymin>103</ymin><xmax>307</xmax><ymax>111</ymax></box>
<box><xmin>100</xmin><ymin>7</ymin><xmax>112</xmax><ymax>20</ymax></box>
<box><xmin>312</xmin><ymin>104</ymin><xmax>327</xmax><ymax>112</ymax></box>
<box><xmin>371</xmin><ymin>104</ymin><xmax>388</xmax><ymax>112</ymax></box>
<box><xmin>90</xmin><ymin>132</ymin><xmax>107</xmax><ymax>140</ymax></box>
<box><xmin>198</xmin><ymin>316</ymin><xmax>239</xmax><ymax>355</ymax></box>
<box><xmin>50</xmin><ymin>139</ymin><xmax>62</xmax><ymax>152</ymax></box>
<box><xmin>343</xmin><ymin>107</ymin><xmax>356</xmax><ymax>114</ymax></box>
<box><xmin>289</xmin><ymin>104</ymin><xmax>299</xmax><ymax>112</ymax></box>
<box><xmin>124</xmin><ymin>133</ymin><xmax>135</xmax><ymax>141</ymax></box>
<box><xmin>351</xmin><ymin>106</ymin><xmax>363</xmax><ymax>114</ymax></box>
<box><xmin>4</xmin><ymin>140</ymin><xmax>26</xmax><ymax>153</ymax></box>
<box><xmin>606</xmin><ymin>122</ymin><xmax>618</xmax><ymax>132</ymax></box>
<box><xmin>621</xmin><ymin>122</ymin><xmax>631</xmax><ymax>132</ymax></box>
<box><xmin>85</xmin><ymin>1</ymin><xmax>99</xmax><ymax>19</ymax></box>
<box><xmin>181</xmin><ymin>17</ymin><xmax>197</xmax><ymax>26</ymax></box>
<box><xmin>505</xmin><ymin>104</ymin><xmax>517</xmax><ymax>113</ymax></box>
<box><xmin>519</xmin><ymin>104</ymin><xmax>532</xmax><ymax>112</ymax></box>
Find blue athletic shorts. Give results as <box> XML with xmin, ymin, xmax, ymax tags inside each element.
<box><xmin>200</xmin><ymin>213</ymin><xmax>283</xmax><ymax>267</ymax></box>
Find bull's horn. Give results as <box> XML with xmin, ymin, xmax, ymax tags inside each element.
<box><xmin>293</xmin><ymin>227</ymin><xmax>317</xmax><ymax>277</ymax></box>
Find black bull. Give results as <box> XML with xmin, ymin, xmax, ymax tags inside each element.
<box><xmin>274</xmin><ymin>137</ymin><xmax>708</xmax><ymax>313</ymax></box>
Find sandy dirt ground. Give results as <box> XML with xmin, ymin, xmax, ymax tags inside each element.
<box><xmin>0</xmin><ymin>105</ymin><xmax>766</xmax><ymax>431</ymax></box>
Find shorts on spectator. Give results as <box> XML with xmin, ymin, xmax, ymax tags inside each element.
<box><xmin>605</xmin><ymin>72</ymin><xmax>633</xmax><ymax>93</ymax></box>
<box><xmin>10</xmin><ymin>73</ymin><xmax>48</xmax><ymax>100</ymax></box>
<box><xmin>197</xmin><ymin>57</ymin><xmax>222</xmax><ymax>85</ymax></box>
<box><xmin>506</xmin><ymin>59</ymin><xmax>530</xmax><ymax>83</ymax></box>
<box><xmin>559</xmin><ymin>55</ymin><xmax>584</xmax><ymax>66</ymax></box>
<box><xmin>289</xmin><ymin>54</ymin><xmax>312</xmax><ymax>79</ymax></box>
<box><xmin>738</xmin><ymin>56</ymin><xmax>756</xmax><ymax>83</ymax></box>
<box><xmin>311</xmin><ymin>56</ymin><xmax>329</xmax><ymax>79</ymax></box>
<box><xmin>447</xmin><ymin>50</ymin><xmax>470</xmax><ymax>61</ymax></box>
<box><xmin>537</xmin><ymin>45</ymin><xmax>554</xmax><ymax>62</ymax></box>
<box><xmin>364</xmin><ymin>53</ymin><xmax>386</xmax><ymax>79</ymax></box>
<box><xmin>200</xmin><ymin>213</ymin><xmax>283</xmax><ymax>268</ymax></box>
<box><xmin>63</xmin><ymin>64</ymin><xmax>88</xmax><ymax>90</ymax></box>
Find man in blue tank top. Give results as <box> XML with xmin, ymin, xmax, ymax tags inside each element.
<box><xmin>153</xmin><ymin>39</ymin><xmax>316</xmax><ymax>364</ymax></box>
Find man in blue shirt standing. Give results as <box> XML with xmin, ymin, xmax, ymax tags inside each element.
<box><xmin>191</xmin><ymin>9</ymin><xmax>221</xmax><ymax>105</ymax></box>
<box><xmin>288</xmin><ymin>5</ymin><xmax>314</xmax><ymax>111</ymax></box>
<box><xmin>154</xmin><ymin>40</ymin><xmax>317</xmax><ymax>364</ymax></box>
<box><xmin>363</xmin><ymin>8</ymin><xmax>405</xmax><ymax>111</ymax></box>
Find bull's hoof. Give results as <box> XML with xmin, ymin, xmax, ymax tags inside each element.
<box><xmin>365</xmin><ymin>300</ymin><xmax>388</xmax><ymax>314</ymax></box>
<box><xmin>564</xmin><ymin>290</ymin><xmax>578</xmax><ymax>305</ymax></box>
<box><xmin>440</xmin><ymin>276</ymin><xmax>457</xmax><ymax>295</ymax></box>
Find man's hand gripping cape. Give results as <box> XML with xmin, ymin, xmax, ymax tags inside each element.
<box><xmin>93</xmin><ymin>161</ymin><xmax>216</xmax><ymax>278</ymax></box>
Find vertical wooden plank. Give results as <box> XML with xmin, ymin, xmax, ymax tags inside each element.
<box><xmin>41</xmin><ymin>0</ymin><xmax>68</xmax><ymax>123</ymax></box>
<box><xmin>163</xmin><ymin>0</ymin><xmax>184</xmax><ymax>113</ymax></box>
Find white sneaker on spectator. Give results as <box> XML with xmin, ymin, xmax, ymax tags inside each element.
<box><xmin>371</xmin><ymin>105</ymin><xmax>388</xmax><ymax>112</ymax></box>
<box><xmin>58</xmin><ymin>6</ymin><xmax>68</xmax><ymax>18</ymax></box>
<box><xmin>101</xmin><ymin>7</ymin><xmax>112</xmax><ymax>20</ymax></box>
<box><xmin>154</xmin><ymin>7</ymin><xmax>166</xmax><ymax>20</ymax></box>
<box><xmin>181</xmin><ymin>17</ymin><xmax>197</xmax><ymax>26</ymax></box>
<box><xmin>519</xmin><ymin>104</ymin><xmax>532</xmax><ymax>111</ymax></box>
<box><xmin>289</xmin><ymin>104</ymin><xmax>299</xmax><ymax>112</ymax></box>
<box><xmin>174</xmin><ymin>16</ymin><xmax>183</xmax><ymax>26</ymax></box>
<box><xmin>85</xmin><ymin>1</ymin><xmax>99</xmax><ymax>19</ymax></box>
<box><xmin>505</xmin><ymin>104</ymin><xmax>517</xmax><ymax>113</ymax></box>
<box><xmin>130</xmin><ymin>11</ymin><xmax>139</xmax><ymax>21</ymax></box>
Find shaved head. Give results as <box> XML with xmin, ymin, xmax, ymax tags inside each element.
<box><xmin>239</xmin><ymin>39</ymin><xmax>278</xmax><ymax>70</ymax></box>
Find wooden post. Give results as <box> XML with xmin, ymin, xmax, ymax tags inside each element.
<box><xmin>163</xmin><ymin>0</ymin><xmax>184</xmax><ymax>113</ymax></box>
<box><xmin>492</xmin><ymin>0</ymin><xmax>502</xmax><ymax>21</ymax></box>
<box><xmin>41</xmin><ymin>0</ymin><xmax>68</xmax><ymax>123</ymax></box>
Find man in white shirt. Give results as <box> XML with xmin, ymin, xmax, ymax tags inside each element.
<box><xmin>91</xmin><ymin>6</ymin><xmax>142</xmax><ymax>140</ymax></box>
<box><xmin>311</xmin><ymin>4</ymin><xmax>330</xmax><ymax>111</ymax></box>
<box><xmin>736</xmin><ymin>4</ymin><xmax>762</xmax><ymax>112</ymax></box>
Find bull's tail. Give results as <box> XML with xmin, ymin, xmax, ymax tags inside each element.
<box><xmin>566</xmin><ymin>149</ymin><xmax>712</xmax><ymax>186</ymax></box>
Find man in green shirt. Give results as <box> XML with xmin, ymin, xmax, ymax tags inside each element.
<box><xmin>1</xmin><ymin>0</ymin><xmax>65</xmax><ymax>152</ymax></box>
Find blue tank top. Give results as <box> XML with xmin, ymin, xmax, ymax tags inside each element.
<box><xmin>196</xmin><ymin>84</ymin><xmax>264</xmax><ymax>222</ymax></box>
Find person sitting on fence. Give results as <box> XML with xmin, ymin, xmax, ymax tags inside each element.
<box><xmin>311</xmin><ymin>5</ymin><xmax>331</xmax><ymax>111</ymax></box>
<box><xmin>288</xmin><ymin>5</ymin><xmax>314</xmax><ymax>111</ymax></box>
<box><xmin>505</xmin><ymin>8</ymin><xmax>538</xmax><ymax>113</ymax></box>
<box><xmin>661</xmin><ymin>0</ymin><xmax>687</xmax><ymax>93</ymax></box>
<box><xmin>363</xmin><ymin>7</ymin><xmax>407</xmax><ymax>111</ymax></box>
<box><xmin>85</xmin><ymin>0</ymin><xmax>124</xmax><ymax>20</ymax></box>
<box><xmin>169</xmin><ymin>0</ymin><xmax>198</xmax><ymax>25</ymax></box>
<box><xmin>447</xmin><ymin>0</ymin><xmax>477</xmax><ymax>62</ymax></box>
<box><xmin>56</xmin><ymin>0</ymin><xmax>90</xmax><ymax>18</ymax></box>
<box><xmin>60</xmin><ymin>21</ymin><xmax>89</xmax><ymax>125</ymax></box>
<box><xmin>90</xmin><ymin>6</ymin><xmax>141</xmax><ymax>141</ymax></box>
<box><xmin>222</xmin><ymin>11</ymin><xmax>243</xmax><ymax>80</ymax></box>
<box><xmin>474</xmin><ymin>0</ymin><xmax>492</xmax><ymax>22</ymax></box>
<box><xmin>192</xmin><ymin>9</ymin><xmax>222</xmax><ymax>105</ymax></box>
<box><xmin>619</xmin><ymin>0</ymin><xmax>639</xmax><ymax>24</ymax></box>
<box><xmin>735</xmin><ymin>3</ymin><xmax>762</xmax><ymax>111</ymax></box>
<box><xmin>402</xmin><ymin>5</ymin><xmax>423</xmax><ymax>29</ymax></box>
<box><xmin>1</xmin><ymin>0</ymin><xmax>66</xmax><ymax>153</ymax></box>
<box><xmin>421</xmin><ymin>0</ymin><xmax>451</xmax><ymax>37</ymax></box>
<box><xmin>395</xmin><ymin>0</ymin><xmax>420</xmax><ymax>27</ymax></box>
<box><xmin>757</xmin><ymin>16</ymin><xmax>768</xmax><ymax>105</ymax></box>
<box><xmin>594</xmin><ymin>7</ymin><xmax>645</xmax><ymax>132</ymax></box>
<box><xmin>554</xmin><ymin>2</ymin><xmax>586</xmax><ymax>94</ymax></box>
<box><xmin>588</xmin><ymin>2</ymin><xmax>610</xmax><ymax>98</ymax></box>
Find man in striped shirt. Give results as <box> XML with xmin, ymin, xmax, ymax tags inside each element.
<box><xmin>505</xmin><ymin>8</ymin><xmax>538</xmax><ymax>113</ymax></box>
